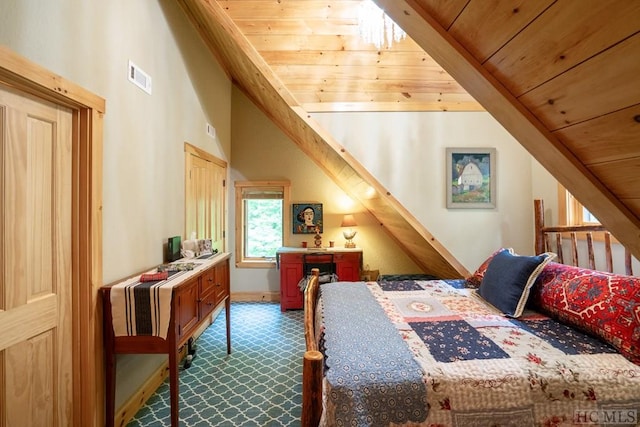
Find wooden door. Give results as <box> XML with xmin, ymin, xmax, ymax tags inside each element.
<box><xmin>0</xmin><ymin>85</ymin><xmax>73</xmax><ymax>426</ymax></box>
<box><xmin>186</xmin><ymin>154</ymin><xmax>213</xmax><ymax>239</ymax></box>
<box><xmin>185</xmin><ymin>144</ymin><xmax>227</xmax><ymax>252</ymax></box>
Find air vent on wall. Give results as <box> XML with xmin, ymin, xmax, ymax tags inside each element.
<box><xmin>128</xmin><ymin>60</ymin><xmax>152</xmax><ymax>95</ymax></box>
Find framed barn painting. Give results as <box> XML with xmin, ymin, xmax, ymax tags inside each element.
<box><xmin>446</xmin><ymin>148</ymin><xmax>496</xmax><ymax>209</ymax></box>
<box><xmin>293</xmin><ymin>203</ymin><xmax>323</xmax><ymax>234</ymax></box>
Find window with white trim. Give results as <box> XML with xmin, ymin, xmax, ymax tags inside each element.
<box><xmin>235</xmin><ymin>181</ymin><xmax>290</xmax><ymax>267</ymax></box>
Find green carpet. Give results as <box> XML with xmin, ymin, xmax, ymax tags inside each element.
<box><xmin>127</xmin><ymin>302</ymin><xmax>305</xmax><ymax>426</ymax></box>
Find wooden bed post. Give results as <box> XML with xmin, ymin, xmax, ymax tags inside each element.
<box><xmin>534</xmin><ymin>199</ymin><xmax>545</xmax><ymax>254</ymax></box>
<box><xmin>302</xmin><ymin>269</ymin><xmax>323</xmax><ymax>427</ymax></box>
<box><xmin>302</xmin><ymin>350</ymin><xmax>323</xmax><ymax>427</ymax></box>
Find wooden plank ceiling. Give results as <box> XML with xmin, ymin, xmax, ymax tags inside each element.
<box><xmin>220</xmin><ymin>0</ymin><xmax>482</xmax><ymax>113</ymax></box>
<box><xmin>177</xmin><ymin>0</ymin><xmax>640</xmax><ymax>276</ymax></box>
<box><xmin>378</xmin><ymin>0</ymin><xmax>640</xmax><ymax>258</ymax></box>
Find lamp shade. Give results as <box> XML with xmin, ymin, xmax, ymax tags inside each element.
<box><xmin>340</xmin><ymin>214</ymin><xmax>357</xmax><ymax>228</ymax></box>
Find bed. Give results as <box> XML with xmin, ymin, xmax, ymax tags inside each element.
<box><xmin>302</xmin><ymin>200</ymin><xmax>640</xmax><ymax>427</ymax></box>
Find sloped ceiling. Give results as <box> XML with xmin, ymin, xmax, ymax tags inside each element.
<box><xmin>379</xmin><ymin>0</ymin><xmax>640</xmax><ymax>257</ymax></box>
<box><xmin>214</xmin><ymin>0</ymin><xmax>483</xmax><ymax>113</ymax></box>
<box><xmin>177</xmin><ymin>0</ymin><xmax>640</xmax><ymax>277</ymax></box>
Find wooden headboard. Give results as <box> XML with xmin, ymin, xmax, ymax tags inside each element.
<box><xmin>534</xmin><ymin>199</ymin><xmax>634</xmax><ymax>276</ymax></box>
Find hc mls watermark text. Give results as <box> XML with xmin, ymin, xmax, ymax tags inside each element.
<box><xmin>574</xmin><ymin>409</ymin><xmax>637</xmax><ymax>425</ymax></box>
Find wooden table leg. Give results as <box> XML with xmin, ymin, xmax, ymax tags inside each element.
<box><xmin>104</xmin><ymin>346</ymin><xmax>116</xmax><ymax>427</ymax></box>
<box><xmin>103</xmin><ymin>289</ymin><xmax>116</xmax><ymax>427</ymax></box>
<box><xmin>169</xmin><ymin>346</ymin><xmax>179</xmax><ymax>426</ymax></box>
<box><xmin>225</xmin><ymin>297</ymin><xmax>232</xmax><ymax>354</ymax></box>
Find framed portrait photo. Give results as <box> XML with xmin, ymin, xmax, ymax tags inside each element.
<box><xmin>293</xmin><ymin>203</ymin><xmax>323</xmax><ymax>234</ymax></box>
<box><xmin>446</xmin><ymin>147</ymin><xmax>496</xmax><ymax>209</ymax></box>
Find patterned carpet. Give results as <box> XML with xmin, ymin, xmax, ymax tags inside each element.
<box><xmin>127</xmin><ymin>302</ymin><xmax>305</xmax><ymax>427</ymax></box>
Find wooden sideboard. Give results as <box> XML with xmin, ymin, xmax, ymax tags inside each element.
<box><xmin>276</xmin><ymin>247</ymin><xmax>363</xmax><ymax>311</ymax></box>
<box><xmin>101</xmin><ymin>254</ymin><xmax>231</xmax><ymax>427</ymax></box>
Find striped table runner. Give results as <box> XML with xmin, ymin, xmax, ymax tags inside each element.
<box><xmin>109</xmin><ymin>264</ymin><xmax>206</xmax><ymax>339</ymax></box>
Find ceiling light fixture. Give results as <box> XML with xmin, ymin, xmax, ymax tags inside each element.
<box><xmin>357</xmin><ymin>0</ymin><xmax>406</xmax><ymax>50</ymax></box>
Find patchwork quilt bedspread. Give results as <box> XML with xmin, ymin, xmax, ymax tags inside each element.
<box><xmin>320</xmin><ymin>280</ymin><xmax>640</xmax><ymax>427</ymax></box>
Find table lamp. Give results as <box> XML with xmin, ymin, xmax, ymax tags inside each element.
<box><xmin>341</xmin><ymin>214</ymin><xmax>358</xmax><ymax>248</ymax></box>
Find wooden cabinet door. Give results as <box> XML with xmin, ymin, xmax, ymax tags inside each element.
<box><xmin>335</xmin><ymin>253</ymin><xmax>362</xmax><ymax>281</ymax></box>
<box><xmin>213</xmin><ymin>258</ymin><xmax>230</xmax><ymax>304</ymax></box>
<box><xmin>279</xmin><ymin>254</ymin><xmax>304</xmax><ymax>311</ymax></box>
<box><xmin>199</xmin><ymin>259</ymin><xmax>229</xmax><ymax>318</ymax></box>
<box><xmin>175</xmin><ymin>278</ymin><xmax>199</xmax><ymax>344</ymax></box>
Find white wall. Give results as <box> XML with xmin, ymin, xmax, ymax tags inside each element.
<box><xmin>312</xmin><ymin>111</ymin><xmax>541</xmax><ymax>271</ymax></box>
<box><xmin>0</xmin><ymin>0</ymin><xmax>231</xmax><ymax>281</ymax></box>
<box><xmin>0</xmin><ymin>0</ymin><xmax>232</xmax><ymax>410</ymax></box>
<box><xmin>230</xmin><ymin>89</ymin><xmax>421</xmax><ymax>294</ymax></box>
<box><xmin>229</xmin><ymin>96</ymin><xmax>571</xmax><ymax>291</ymax></box>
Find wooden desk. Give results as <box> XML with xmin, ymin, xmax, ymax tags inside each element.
<box><xmin>276</xmin><ymin>247</ymin><xmax>363</xmax><ymax>311</ymax></box>
<box><xmin>101</xmin><ymin>254</ymin><xmax>231</xmax><ymax>427</ymax></box>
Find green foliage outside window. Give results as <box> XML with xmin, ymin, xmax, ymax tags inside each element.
<box><xmin>245</xmin><ymin>199</ymin><xmax>283</xmax><ymax>258</ymax></box>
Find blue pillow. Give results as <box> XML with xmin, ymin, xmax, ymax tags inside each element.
<box><xmin>478</xmin><ymin>249</ymin><xmax>555</xmax><ymax>317</ymax></box>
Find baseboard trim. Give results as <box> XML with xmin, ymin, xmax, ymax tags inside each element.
<box><xmin>115</xmin><ymin>357</ymin><xmax>172</xmax><ymax>426</ymax></box>
<box><xmin>231</xmin><ymin>291</ymin><xmax>279</xmax><ymax>302</ymax></box>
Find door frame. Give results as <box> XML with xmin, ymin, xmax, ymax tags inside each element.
<box><xmin>0</xmin><ymin>46</ymin><xmax>104</xmax><ymax>426</ymax></box>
